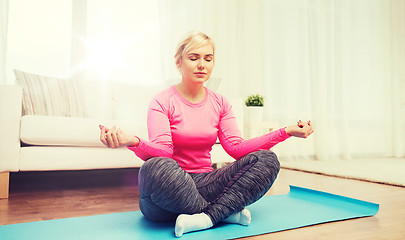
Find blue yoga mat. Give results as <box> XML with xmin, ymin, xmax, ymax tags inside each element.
<box><xmin>0</xmin><ymin>185</ymin><xmax>379</xmax><ymax>240</ymax></box>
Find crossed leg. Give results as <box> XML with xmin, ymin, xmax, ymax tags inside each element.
<box><xmin>138</xmin><ymin>150</ymin><xmax>280</xmax><ymax>237</ymax></box>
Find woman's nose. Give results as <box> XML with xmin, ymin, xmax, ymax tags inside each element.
<box><xmin>197</xmin><ymin>60</ymin><xmax>205</xmax><ymax>69</ymax></box>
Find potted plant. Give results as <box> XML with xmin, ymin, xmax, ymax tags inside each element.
<box><xmin>244</xmin><ymin>94</ymin><xmax>264</xmax><ymax>122</ymax></box>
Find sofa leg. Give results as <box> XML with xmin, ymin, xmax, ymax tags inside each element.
<box><xmin>0</xmin><ymin>172</ymin><xmax>10</xmax><ymax>199</ymax></box>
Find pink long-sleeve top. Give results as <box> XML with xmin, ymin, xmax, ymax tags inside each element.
<box><xmin>128</xmin><ymin>86</ymin><xmax>290</xmax><ymax>173</ymax></box>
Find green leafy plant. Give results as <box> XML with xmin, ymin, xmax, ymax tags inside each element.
<box><xmin>245</xmin><ymin>94</ymin><xmax>264</xmax><ymax>107</ymax></box>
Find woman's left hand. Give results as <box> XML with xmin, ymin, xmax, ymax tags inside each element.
<box><xmin>285</xmin><ymin>120</ymin><xmax>314</xmax><ymax>138</ymax></box>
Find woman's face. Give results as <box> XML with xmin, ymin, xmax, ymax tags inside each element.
<box><xmin>178</xmin><ymin>43</ymin><xmax>215</xmax><ymax>85</ymax></box>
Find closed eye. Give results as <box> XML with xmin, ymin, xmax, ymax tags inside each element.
<box><xmin>188</xmin><ymin>53</ymin><xmax>199</xmax><ymax>61</ymax></box>
<box><xmin>205</xmin><ymin>55</ymin><xmax>213</xmax><ymax>62</ymax></box>
<box><xmin>188</xmin><ymin>53</ymin><xmax>214</xmax><ymax>62</ymax></box>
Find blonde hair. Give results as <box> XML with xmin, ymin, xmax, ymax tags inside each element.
<box><xmin>174</xmin><ymin>31</ymin><xmax>215</xmax><ymax>66</ymax></box>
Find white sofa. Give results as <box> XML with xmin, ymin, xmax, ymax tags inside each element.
<box><xmin>0</xmin><ymin>78</ymin><xmax>243</xmax><ymax>199</ymax></box>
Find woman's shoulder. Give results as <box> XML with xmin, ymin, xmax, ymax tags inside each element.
<box><xmin>206</xmin><ymin>87</ymin><xmax>230</xmax><ymax>106</ymax></box>
<box><xmin>147</xmin><ymin>86</ymin><xmax>177</xmax><ymax>111</ymax></box>
<box><xmin>151</xmin><ymin>85</ymin><xmax>176</xmax><ymax>102</ymax></box>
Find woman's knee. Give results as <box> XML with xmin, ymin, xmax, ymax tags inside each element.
<box><xmin>138</xmin><ymin>157</ymin><xmax>180</xmax><ymax>194</ymax></box>
<box><xmin>251</xmin><ymin>150</ymin><xmax>280</xmax><ymax>174</ymax></box>
<box><xmin>249</xmin><ymin>150</ymin><xmax>280</xmax><ymax>172</ymax></box>
<box><xmin>248</xmin><ymin>150</ymin><xmax>280</xmax><ymax>196</ymax></box>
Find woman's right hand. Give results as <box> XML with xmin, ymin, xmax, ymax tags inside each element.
<box><xmin>99</xmin><ymin>125</ymin><xmax>140</xmax><ymax>148</ymax></box>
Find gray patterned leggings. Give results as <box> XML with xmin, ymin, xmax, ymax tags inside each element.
<box><xmin>138</xmin><ymin>150</ymin><xmax>280</xmax><ymax>225</ymax></box>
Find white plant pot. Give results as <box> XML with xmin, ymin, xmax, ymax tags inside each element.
<box><xmin>244</xmin><ymin>106</ymin><xmax>264</xmax><ymax>123</ymax></box>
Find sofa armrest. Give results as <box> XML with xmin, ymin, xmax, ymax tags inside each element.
<box><xmin>0</xmin><ymin>85</ymin><xmax>22</xmax><ymax>172</ymax></box>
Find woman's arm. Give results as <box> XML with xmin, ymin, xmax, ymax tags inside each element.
<box><xmin>127</xmin><ymin>97</ymin><xmax>174</xmax><ymax>160</ymax></box>
<box><xmin>218</xmin><ymin>99</ymin><xmax>313</xmax><ymax>160</ymax></box>
<box><xmin>219</xmin><ymin>124</ymin><xmax>291</xmax><ymax>160</ymax></box>
<box><xmin>99</xmin><ymin>97</ymin><xmax>174</xmax><ymax>160</ymax></box>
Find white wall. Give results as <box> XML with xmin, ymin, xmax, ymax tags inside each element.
<box><xmin>4</xmin><ymin>0</ymin><xmax>404</xmax><ymax>159</ymax></box>
<box><xmin>6</xmin><ymin>0</ymin><xmax>72</xmax><ymax>83</ymax></box>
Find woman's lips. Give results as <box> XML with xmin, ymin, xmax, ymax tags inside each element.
<box><xmin>194</xmin><ymin>72</ymin><xmax>206</xmax><ymax>78</ymax></box>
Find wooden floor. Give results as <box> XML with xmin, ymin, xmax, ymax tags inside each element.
<box><xmin>1</xmin><ymin>168</ymin><xmax>405</xmax><ymax>239</ymax></box>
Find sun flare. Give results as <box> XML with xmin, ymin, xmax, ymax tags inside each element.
<box><xmin>84</xmin><ymin>35</ymin><xmax>126</xmax><ymax>80</ymax></box>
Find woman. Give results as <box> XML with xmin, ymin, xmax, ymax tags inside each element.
<box><xmin>99</xmin><ymin>31</ymin><xmax>314</xmax><ymax>237</ymax></box>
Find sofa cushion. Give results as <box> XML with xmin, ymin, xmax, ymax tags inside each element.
<box><xmin>19</xmin><ymin>146</ymin><xmax>144</xmax><ymax>171</ymax></box>
<box><xmin>18</xmin><ymin>144</ymin><xmax>233</xmax><ymax>171</ymax></box>
<box><xmin>20</xmin><ymin>115</ymin><xmax>147</xmax><ymax>147</ymax></box>
<box><xmin>14</xmin><ymin>69</ymin><xmax>84</xmax><ymax>117</ymax></box>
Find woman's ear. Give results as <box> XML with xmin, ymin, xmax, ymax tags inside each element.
<box><xmin>176</xmin><ymin>59</ymin><xmax>182</xmax><ymax>71</ymax></box>
<box><xmin>176</xmin><ymin>60</ymin><xmax>181</xmax><ymax>72</ymax></box>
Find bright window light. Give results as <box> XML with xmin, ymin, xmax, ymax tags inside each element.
<box><xmin>84</xmin><ymin>0</ymin><xmax>162</xmax><ymax>86</ymax></box>
<box><xmin>84</xmin><ymin>34</ymin><xmax>128</xmax><ymax>81</ymax></box>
